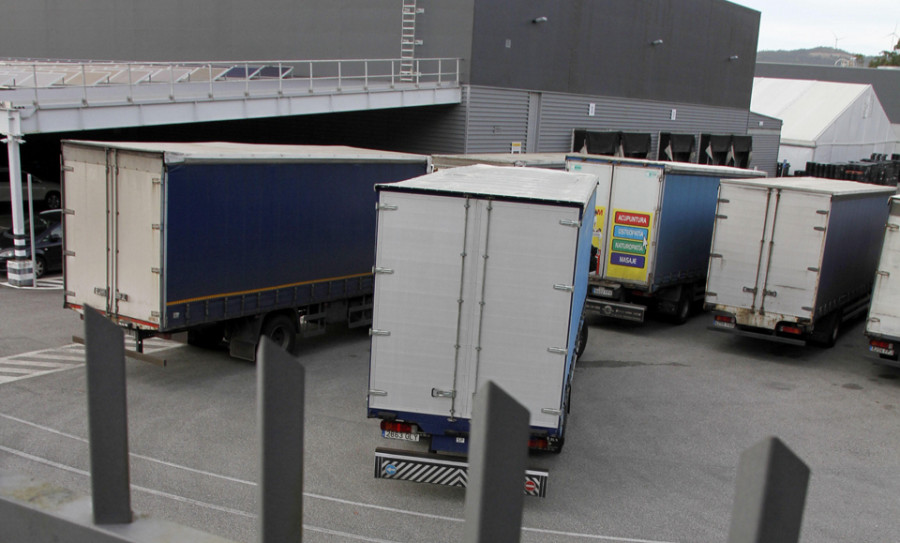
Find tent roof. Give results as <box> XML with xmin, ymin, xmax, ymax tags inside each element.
<box><xmin>750</xmin><ymin>77</ymin><xmax>872</xmax><ymax>143</ymax></box>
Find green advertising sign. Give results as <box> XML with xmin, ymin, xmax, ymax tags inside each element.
<box><xmin>611</xmin><ymin>238</ymin><xmax>646</xmax><ymax>255</ymax></box>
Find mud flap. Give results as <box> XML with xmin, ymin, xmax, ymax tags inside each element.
<box><xmin>374</xmin><ymin>447</ymin><xmax>548</xmax><ymax>497</ymax></box>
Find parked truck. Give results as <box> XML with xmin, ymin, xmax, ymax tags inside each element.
<box><xmin>706</xmin><ymin>177</ymin><xmax>894</xmax><ymax>346</ymax></box>
<box><xmin>565</xmin><ymin>155</ymin><xmax>765</xmax><ymax>323</ymax></box>
<box><xmin>430</xmin><ymin>152</ymin><xmax>568</xmax><ymax>171</ymax></box>
<box><xmin>865</xmin><ymin>195</ymin><xmax>900</xmax><ymax>365</ymax></box>
<box><xmin>367</xmin><ymin>164</ymin><xmax>597</xmax><ymax>497</ymax></box>
<box><xmin>62</xmin><ymin>141</ymin><xmax>430</xmax><ymax>360</ymax></box>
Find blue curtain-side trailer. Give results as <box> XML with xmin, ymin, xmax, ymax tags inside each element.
<box><xmin>62</xmin><ymin>141</ymin><xmax>430</xmax><ymax>360</ymax></box>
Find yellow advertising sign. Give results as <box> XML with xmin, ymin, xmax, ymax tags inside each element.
<box><xmin>606</xmin><ymin>208</ymin><xmax>652</xmax><ymax>283</ymax></box>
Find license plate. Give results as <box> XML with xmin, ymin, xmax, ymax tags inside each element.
<box><xmin>713</xmin><ymin>319</ymin><xmax>735</xmax><ymax>329</ymax></box>
<box><xmin>592</xmin><ymin>286</ymin><xmax>614</xmax><ymax>297</ymax></box>
<box><xmin>870</xmin><ymin>346</ymin><xmax>894</xmax><ymax>356</ymax></box>
<box><xmin>382</xmin><ymin>430</ymin><xmax>420</xmax><ymax>442</ymax></box>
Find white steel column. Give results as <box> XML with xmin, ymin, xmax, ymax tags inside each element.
<box><xmin>2</xmin><ymin>107</ymin><xmax>33</xmax><ymax>286</ymax></box>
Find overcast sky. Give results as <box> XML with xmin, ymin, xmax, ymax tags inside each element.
<box><xmin>732</xmin><ymin>0</ymin><xmax>899</xmax><ymax>56</ymax></box>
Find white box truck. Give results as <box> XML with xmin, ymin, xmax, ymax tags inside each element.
<box><xmin>706</xmin><ymin>177</ymin><xmax>894</xmax><ymax>346</ymax></box>
<box><xmin>566</xmin><ymin>155</ymin><xmax>765</xmax><ymax>323</ymax></box>
<box><xmin>367</xmin><ymin>164</ymin><xmax>597</xmax><ymax>497</ymax></box>
<box><xmin>865</xmin><ymin>195</ymin><xmax>900</xmax><ymax>365</ymax></box>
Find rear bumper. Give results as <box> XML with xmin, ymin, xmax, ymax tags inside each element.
<box><xmin>584</xmin><ymin>297</ymin><xmax>646</xmax><ymax>322</ymax></box>
<box><xmin>707</xmin><ymin>323</ymin><xmax>807</xmax><ymax>346</ymax></box>
<box><xmin>374</xmin><ymin>447</ymin><xmax>549</xmax><ymax>497</ymax></box>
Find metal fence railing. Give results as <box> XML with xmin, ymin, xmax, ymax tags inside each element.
<box><xmin>0</xmin><ymin>58</ymin><xmax>461</xmax><ymax>109</ymax></box>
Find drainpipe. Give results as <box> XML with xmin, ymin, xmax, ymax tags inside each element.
<box><xmin>2</xmin><ymin>106</ymin><xmax>33</xmax><ymax>286</ymax></box>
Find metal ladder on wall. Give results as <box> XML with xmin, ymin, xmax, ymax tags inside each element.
<box><xmin>400</xmin><ymin>0</ymin><xmax>422</xmax><ymax>82</ymax></box>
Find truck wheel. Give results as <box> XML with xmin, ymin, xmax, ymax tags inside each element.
<box><xmin>815</xmin><ymin>310</ymin><xmax>842</xmax><ymax>348</ymax></box>
<box><xmin>575</xmin><ymin>322</ymin><xmax>588</xmax><ymax>358</ymax></box>
<box><xmin>262</xmin><ymin>314</ymin><xmax>297</xmax><ymax>353</ymax></box>
<box><xmin>671</xmin><ymin>290</ymin><xmax>691</xmax><ymax>325</ymax></box>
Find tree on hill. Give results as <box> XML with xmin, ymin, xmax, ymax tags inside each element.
<box><xmin>869</xmin><ymin>39</ymin><xmax>900</xmax><ymax>67</ymax></box>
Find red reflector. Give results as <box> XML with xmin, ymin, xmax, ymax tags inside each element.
<box><xmin>380</xmin><ymin>420</ymin><xmax>413</xmax><ymax>434</ymax></box>
<box><xmin>714</xmin><ymin>315</ymin><xmax>735</xmax><ymax>324</ymax></box>
<box><xmin>528</xmin><ymin>437</ymin><xmax>549</xmax><ymax>450</ymax></box>
<box><xmin>871</xmin><ymin>339</ymin><xmax>893</xmax><ymax>350</ymax></box>
<box><xmin>778</xmin><ymin>324</ymin><xmax>802</xmax><ymax>336</ymax></box>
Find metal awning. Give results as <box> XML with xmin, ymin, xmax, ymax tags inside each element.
<box><xmin>0</xmin><ymin>58</ymin><xmax>461</xmax><ymax>135</ymax></box>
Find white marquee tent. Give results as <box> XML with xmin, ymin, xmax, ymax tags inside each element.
<box><xmin>751</xmin><ymin>77</ymin><xmax>897</xmax><ymax>170</ymax></box>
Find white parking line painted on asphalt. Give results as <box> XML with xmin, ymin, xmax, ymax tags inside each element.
<box><xmin>0</xmin><ymin>412</ymin><xmax>679</xmax><ymax>543</ymax></box>
<box><xmin>0</xmin><ymin>337</ymin><xmax>183</xmax><ymax>385</ymax></box>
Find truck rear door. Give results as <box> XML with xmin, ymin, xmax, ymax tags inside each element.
<box><xmin>110</xmin><ymin>150</ymin><xmax>165</xmax><ymax>328</ymax></box>
<box><xmin>63</xmin><ymin>145</ymin><xmax>164</xmax><ymax>329</ymax></box>
<box><xmin>603</xmin><ymin>165</ymin><xmax>662</xmax><ymax>286</ymax></box>
<box><xmin>369</xmin><ymin>192</ymin><xmax>579</xmax><ymax>428</ymax></box>
<box><xmin>868</xmin><ymin>199</ymin><xmax>900</xmax><ymax>338</ymax></box>
<box><xmin>707</xmin><ymin>183</ymin><xmax>827</xmax><ymax>319</ymax></box>
<box><xmin>63</xmin><ymin>145</ymin><xmax>111</xmax><ymax>315</ymax></box>
<box><xmin>369</xmin><ymin>191</ymin><xmax>474</xmax><ymax>420</ymax></box>
<box><xmin>567</xmin><ymin>160</ymin><xmax>612</xmax><ymax>274</ymax></box>
<box><xmin>464</xmin><ymin>199</ymin><xmax>579</xmax><ymax>428</ymax></box>
<box><xmin>755</xmin><ymin>189</ymin><xmax>829</xmax><ymax>319</ymax></box>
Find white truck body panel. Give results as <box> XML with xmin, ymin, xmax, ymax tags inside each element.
<box><xmin>63</xmin><ymin>145</ymin><xmax>164</xmax><ymax>327</ymax></box>
<box><xmin>369</xmin><ymin>165</ymin><xmax>596</xmax><ymax>429</ymax></box>
<box><xmin>707</xmin><ymin>177</ymin><xmax>893</xmax><ymax>331</ymax></box>
<box><xmin>866</xmin><ymin>196</ymin><xmax>900</xmax><ymax>340</ymax></box>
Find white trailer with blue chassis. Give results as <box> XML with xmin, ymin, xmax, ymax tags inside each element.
<box><xmin>367</xmin><ymin>165</ymin><xmax>597</xmax><ymax>497</ymax></box>
<box><xmin>566</xmin><ymin>155</ymin><xmax>765</xmax><ymax>323</ymax></box>
<box><xmin>706</xmin><ymin>177</ymin><xmax>894</xmax><ymax>346</ymax></box>
<box><xmin>864</xmin><ymin>195</ymin><xmax>900</xmax><ymax>364</ymax></box>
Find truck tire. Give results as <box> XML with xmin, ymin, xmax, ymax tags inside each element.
<box><xmin>575</xmin><ymin>320</ymin><xmax>588</xmax><ymax>358</ymax></box>
<box><xmin>671</xmin><ymin>289</ymin><xmax>692</xmax><ymax>325</ymax></box>
<box><xmin>814</xmin><ymin>309</ymin><xmax>842</xmax><ymax>348</ymax></box>
<box><xmin>262</xmin><ymin>314</ymin><xmax>297</xmax><ymax>353</ymax></box>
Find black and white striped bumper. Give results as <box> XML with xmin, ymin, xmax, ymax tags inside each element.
<box><xmin>374</xmin><ymin>447</ymin><xmax>549</xmax><ymax>497</ymax></box>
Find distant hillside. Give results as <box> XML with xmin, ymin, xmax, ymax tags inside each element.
<box><xmin>757</xmin><ymin>47</ymin><xmax>868</xmax><ymax>67</ymax></box>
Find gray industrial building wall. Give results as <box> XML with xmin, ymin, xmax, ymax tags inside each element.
<box><xmin>468</xmin><ymin>0</ymin><xmax>760</xmax><ymax>110</ymax></box>
<box><xmin>0</xmin><ymin>0</ymin><xmax>757</xmax><ymax>112</ymax></box>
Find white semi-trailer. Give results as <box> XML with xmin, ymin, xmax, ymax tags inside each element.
<box><xmin>706</xmin><ymin>177</ymin><xmax>894</xmax><ymax>346</ymax></box>
<box><xmin>366</xmin><ymin>165</ymin><xmax>597</xmax><ymax>497</ymax></box>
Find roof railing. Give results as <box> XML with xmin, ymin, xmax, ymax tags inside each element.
<box><xmin>0</xmin><ymin>58</ymin><xmax>461</xmax><ymax>109</ymax></box>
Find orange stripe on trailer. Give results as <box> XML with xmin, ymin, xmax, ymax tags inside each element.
<box><xmin>166</xmin><ymin>271</ymin><xmax>372</xmax><ymax>306</ymax></box>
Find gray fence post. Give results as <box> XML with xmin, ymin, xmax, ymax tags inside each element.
<box><xmin>727</xmin><ymin>436</ymin><xmax>810</xmax><ymax>543</ymax></box>
<box><xmin>83</xmin><ymin>306</ymin><xmax>133</xmax><ymax>524</ymax></box>
<box><xmin>257</xmin><ymin>337</ymin><xmax>305</xmax><ymax>543</ymax></box>
<box><xmin>463</xmin><ymin>381</ymin><xmax>530</xmax><ymax>543</ymax></box>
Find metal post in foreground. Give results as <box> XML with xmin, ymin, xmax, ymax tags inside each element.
<box><xmin>727</xmin><ymin>436</ymin><xmax>810</xmax><ymax>543</ymax></box>
<box><xmin>84</xmin><ymin>306</ymin><xmax>133</xmax><ymax>524</ymax></box>
<box><xmin>3</xmin><ymin>110</ymin><xmax>33</xmax><ymax>287</ymax></box>
<box><xmin>257</xmin><ymin>337</ymin><xmax>305</xmax><ymax>543</ymax></box>
<box><xmin>463</xmin><ymin>381</ymin><xmax>530</xmax><ymax>543</ymax></box>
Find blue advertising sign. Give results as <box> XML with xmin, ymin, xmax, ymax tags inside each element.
<box><xmin>611</xmin><ymin>252</ymin><xmax>645</xmax><ymax>268</ymax></box>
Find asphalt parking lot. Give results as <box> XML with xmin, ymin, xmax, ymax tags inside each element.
<box><xmin>2</xmin><ymin>280</ymin><xmax>899</xmax><ymax>542</ymax></box>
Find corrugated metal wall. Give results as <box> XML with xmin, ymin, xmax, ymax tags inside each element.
<box><xmin>460</xmin><ymin>87</ymin><xmax>531</xmax><ymax>153</ymax></box>
<box><xmin>458</xmin><ymin>86</ymin><xmax>753</xmax><ymax>158</ymax></box>
<box><xmin>747</xmin><ymin>111</ymin><xmax>782</xmax><ymax>177</ymax></box>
